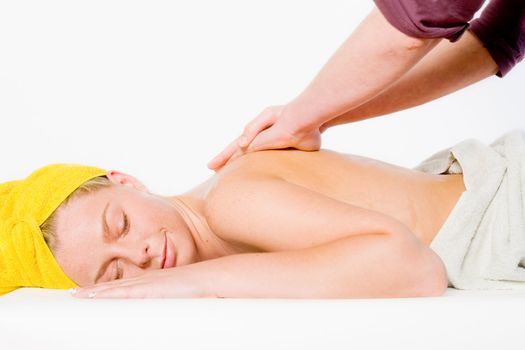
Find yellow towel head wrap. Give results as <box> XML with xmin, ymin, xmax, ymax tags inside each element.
<box><xmin>0</xmin><ymin>164</ymin><xmax>106</xmax><ymax>296</ymax></box>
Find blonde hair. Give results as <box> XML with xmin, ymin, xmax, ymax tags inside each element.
<box><xmin>40</xmin><ymin>176</ymin><xmax>113</xmax><ymax>252</ymax></box>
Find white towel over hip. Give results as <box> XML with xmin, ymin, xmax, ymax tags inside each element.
<box><xmin>414</xmin><ymin>130</ymin><xmax>525</xmax><ymax>290</ymax></box>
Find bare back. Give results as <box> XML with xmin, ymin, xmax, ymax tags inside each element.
<box><xmin>186</xmin><ymin>149</ymin><xmax>465</xmax><ymax>248</ymax></box>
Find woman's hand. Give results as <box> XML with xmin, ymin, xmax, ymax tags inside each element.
<box><xmin>207</xmin><ymin>105</ymin><xmax>327</xmax><ymax>171</ymax></box>
<box><xmin>70</xmin><ymin>266</ymin><xmax>215</xmax><ymax>299</ymax></box>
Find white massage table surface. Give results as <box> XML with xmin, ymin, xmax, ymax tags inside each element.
<box><xmin>1</xmin><ymin>287</ymin><xmax>525</xmax><ymax>350</ymax></box>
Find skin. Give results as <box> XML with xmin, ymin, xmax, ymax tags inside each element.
<box><xmin>49</xmin><ymin>5</ymin><xmax>499</xmax><ymax>298</ymax></box>
<box><xmin>52</xmin><ymin>171</ymin><xmax>234</xmax><ymax>287</ymax></box>
<box><xmin>321</xmin><ymin>30</ymin><xmax>498</xmax><ymax>128</ymax></box>
<box><xmin>53</xmin><ymin>148</ymin><xmax>464</xmax><ymax>296</ymax></box>
<box><xmin>207</xmin><ymin>13</ymin><xmax>498</xmax><ymax>171</ymax></box>
<box><xmin>207</xmin><ymin>6</ymin><xmax>441</xmax><ymax>170</ymax></box>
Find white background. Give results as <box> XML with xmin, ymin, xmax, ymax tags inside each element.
<box><xmin>0</xmin><ymin>0</ymin><xmax>523</xmax><ymax>195</ymax></box>
<box><xmin>0</xmin><ymin>1</ymin><xmax>524</xmax><ymax>349</ymax></box>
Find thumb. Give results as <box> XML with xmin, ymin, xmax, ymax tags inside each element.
<box><xmin>245</xmin><ymin>127</ymin><xmax>289</xmax><ymax>153</ymax></box>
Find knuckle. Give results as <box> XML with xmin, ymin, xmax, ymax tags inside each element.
<box><xmin>243</xmin><ymin>124</ymin><xmax>254</xmax><ymax>134</ymax></box>
<box><xmin>269</xmin><ymin>106</ymin><xmax>281</xmax><ymax>115</ymax></box>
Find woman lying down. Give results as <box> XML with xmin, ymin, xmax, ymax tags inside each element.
<box><xmin>1</xmin><ymin>130</ymin><xmax>524</xmax><ymax>299</ymax></box>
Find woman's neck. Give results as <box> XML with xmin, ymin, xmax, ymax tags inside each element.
<box><xmin>164</xmin><ymin>193</ymin><xmax>239</xmax><ymax>261</ymax></box>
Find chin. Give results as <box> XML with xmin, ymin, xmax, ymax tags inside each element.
<box><xmin>180</xmin><ymin>249</ymin><xmax>202</xmax><ymax>266</ymax></box>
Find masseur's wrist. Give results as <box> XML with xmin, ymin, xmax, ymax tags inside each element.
<box><xmin>282</xmin><ymin>97</ymin><xmax>335</xmax><ymax>134</ymax></box>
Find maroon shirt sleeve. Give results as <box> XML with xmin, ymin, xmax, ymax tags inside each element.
<box><xmin>469</xmin><ymin>0</ymin><xmax>525</xmax><ymax>77</ymax></box>
<box><xmin>373</xmin><ymin>0</ymin><xmax>485</xmax><ymax>42</ymax></box>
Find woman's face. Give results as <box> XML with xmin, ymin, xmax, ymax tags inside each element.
<box><xmin>52</xmin><ymin>171</ymin><xmax>199</xmax><ymax>287</ymax></box>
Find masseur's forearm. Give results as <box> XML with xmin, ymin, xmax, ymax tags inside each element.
<box><xmin>285</xmin><ymin>7</ymin><xmax>440</xmax><ymax>132</ymax></box>
<box><xmin>322</xmin><ymin>30</ymin><xmax>499</xmax><ymax>128</ymax></box>
<box><xmin>193</xmin><ymin>233</ymin><xmax>443</xmax><ymax>299</ymax></box>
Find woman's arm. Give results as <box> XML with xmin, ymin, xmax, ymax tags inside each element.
<box><xmin>74</xmin><ymin>234</ymin><xmax>446</xmax><ymax>299</ymax></box>
<box><xmin>192</xmin><ymin>233</ymin><xmax>446</xmax><ymax>298</ymax></box>
<box><xmin>321</xmin><ymin>30</ymin><xmax>498</xmax><ymax>129</ymax></box>
<box><xmin>201</xmin><ymin>174</ymin><xmax>447</xmax><ymax>298</ymax></box>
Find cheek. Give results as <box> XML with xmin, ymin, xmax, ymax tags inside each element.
<box><xmin>123</xmin><ymin>262</ymin><xmax>150</xmax><ymax>279</ymax></box>
<box><xmin>54</xmin><ymin>244</ymin><xmax>96</xmax><ymax>287</ymax></box>
<box><xmin>134</xmin><ymin>197</ymin><xmax>183</xmax><ymax>232</ymax></box>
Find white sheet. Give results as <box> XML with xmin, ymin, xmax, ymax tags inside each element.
<box><xmin>1</xmin><ymin>287</ymin><xmax>525</xmax><ymax>350</ymax></box>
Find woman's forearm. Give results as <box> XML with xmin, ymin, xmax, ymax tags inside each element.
<box><xmin>192</xmin><ymin>233</ymin><xmax>445</xmax><ymax>299</ymax></box>
<box><xmin>284</xmin><ymin>7</ymin><xmax>439</xmax><ymax>132</ymax></box>
<box><xmin>322</xmin><ymin>30</ymin><xmax>499</xmax><ymax>128</ymax></box>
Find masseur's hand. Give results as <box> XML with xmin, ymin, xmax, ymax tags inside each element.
<box><xmin>207</xmin><ymin>105</ymin><xmax>327</xmax><ymax>171</ymax></box>
<box><xmin>207</xmin><ymin>8</ymin><xmax>442</xmax><ymax>172</ymax></box>
<box><xmin>70</xmin><ymin>265</ymin><xmax>215</xmax><ymax>299</ymax></box>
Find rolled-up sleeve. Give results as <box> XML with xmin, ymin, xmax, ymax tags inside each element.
<box><xmin>374</xmin><ymin>0</ymin><xmax>485</xmax><ymax>42</ymax></box>
<box><xmin>469</xmin><ymin>0</ymin><xmax>525</xmax><ymax>77</ymax></box>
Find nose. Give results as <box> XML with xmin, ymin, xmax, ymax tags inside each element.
<box><xmin>118</xmin><ymin>240</ymin><xmax>151</xmax><ymax>269</ymax></box>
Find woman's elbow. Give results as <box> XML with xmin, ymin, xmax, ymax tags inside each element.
<box><xmin>391</xmin><ymin>232</ymin><xmax>449</xmax><ymax>297</ymax></box>
<box><xmin>414</xmin><ymin>249</ymin><xmax>449</xmax><ymax>297</ymax></box>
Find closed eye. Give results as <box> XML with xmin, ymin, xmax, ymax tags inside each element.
<box><xmin>114</xmin><ymin>259</ymin><xmax>122</xmax><ymax>280</ymax></box>
<box><xmin>121</xmin><ymin>211</ymin><xmax>130</xmax><ymax>238</ymax></box>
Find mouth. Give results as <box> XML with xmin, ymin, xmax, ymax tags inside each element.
<box><xmin>161</xmin><ymin>231</ymin><xmax>176</xmax><ymax>269</ymax></box>
<box><xmin>161</xmin><ymin>233</ymin><xmax>168</xmax><ymax>269</ymax></box>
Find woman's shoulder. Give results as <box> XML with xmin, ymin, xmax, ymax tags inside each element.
<box><xmin>200</xmin><ymin>148</ymin><xmax>368</xmax><ymax>205</ymax></box>
<box><xmin>199</xmin><ymin>148</ymin><xmax>364</xmax><ymax>214</ymax></box>
<box><xmin>216</xmin><ymin>148</ymin><xmax>348</xmax><ymax>180</ymax></box>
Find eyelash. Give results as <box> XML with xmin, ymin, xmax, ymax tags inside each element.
<box><xmin>115</xmin><ymin>260</ymin><xmax>122</xmax><ymax>280</ymax></box>
<box><xmin>121</xmin><ymin>213</ymin><xmax>130</xmax><ymax>238</ymax></box>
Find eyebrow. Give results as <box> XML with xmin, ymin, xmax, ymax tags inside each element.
<box><xmin>93</xmin><ymin>201</ymin><xmax>112</xmax><ymax>284</ymax></box>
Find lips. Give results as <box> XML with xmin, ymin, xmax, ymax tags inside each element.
<box><xmin>161</xmin><ymin>233</ymin><xmax>168</xmax><ymax>269</ymax></box>
<box><xmin>161</xmin><ymin>231</ymin><xmax>176</xmax><ymax>269</ymax></box>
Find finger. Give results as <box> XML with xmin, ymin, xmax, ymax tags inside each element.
<box><xmin>72</xmin><ymin>283</ymin><xmax>135</xmax><ymax>298</ymax></box>
<box><xmin>70</xmin><ymin>276</ymin><xmax>141</xmax><ymax>298</ymax></box>
<box><xmin>72</xmin><ymin>287</ymin><xmax>103</xmax><ymax>298</ymax></box>
<box><xmin>238</xmin><ymin>109</ymin><xmax>276</xmax><ymax>148</ymax></box>
<box><xmin>223</xmin><ymin>146</ymin><xmax>247</xmax><ymax>166</ymax></box>
<box><xmin>244</xmin><ymin>127</ymin><xmax>291</xmax><ymax>153</ymax></box>
<box><xmin>97</xmin><ymin>284</ymin><xmax>150</xmax><ymax>298</ymax></box>
<box><xmin>71</xmin><ymin>284</ymin><xmax>111</xmax><ymax>298</ymax></box>
<box><xmin>207</xmin><ymin>137</ymin><xmax>244</xmax><ymax>170</ymax></box>
<box><xmin>84</xmin><ymin>285</ymin><xmax>144</xmax><ymax>299</ymax></box>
